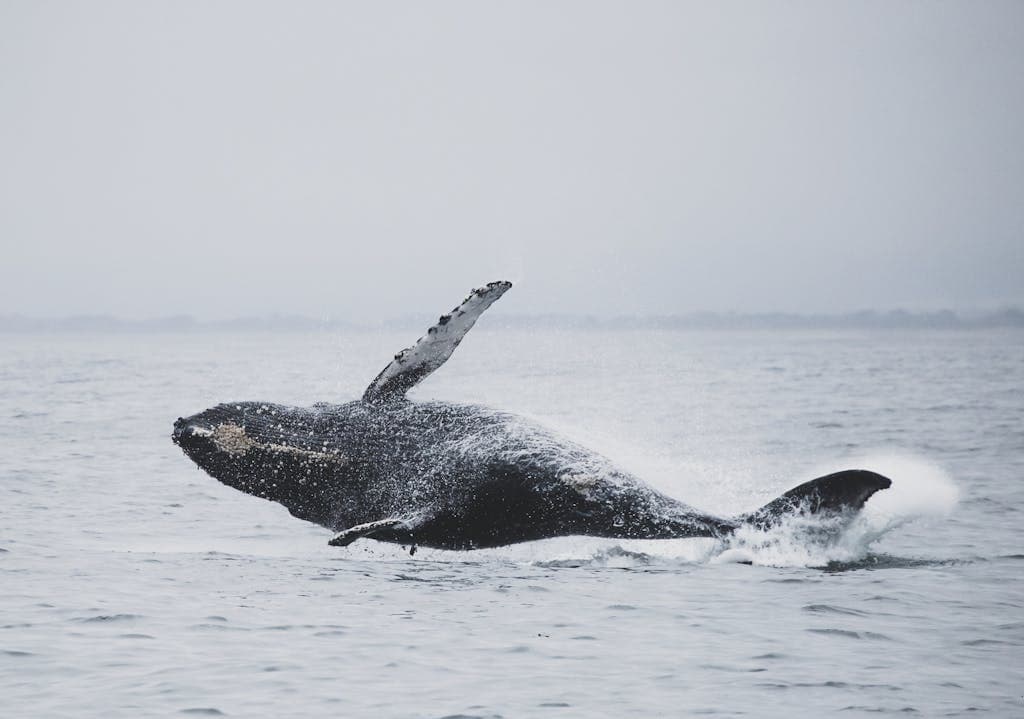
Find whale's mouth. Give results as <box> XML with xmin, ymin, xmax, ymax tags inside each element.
<box><xmin>171</xmin><ymin>404</ymin><xmax>349</xmax><ymax>528</ymax></box>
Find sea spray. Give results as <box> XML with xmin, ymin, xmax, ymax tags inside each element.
<box><xmin>714</xmin><ymin>453</ymin><xmax>959</xmax><ymax>567</ymax></box>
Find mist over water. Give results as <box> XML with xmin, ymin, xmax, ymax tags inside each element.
<box><xmin>2</xmin><ymin>327</ymin><xmax>1022</xmax><ymax>717</ymax></box>
<box><xmin>712</xmin><ymin>454</ymin><xmax>963</xmax><ymax>568</ymax></box>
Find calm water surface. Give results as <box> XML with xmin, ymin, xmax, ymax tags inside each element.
<box><xmin>2</xmin><ymin>329</ymin><xmax>1022</xmax><ymax>717</ymax></box>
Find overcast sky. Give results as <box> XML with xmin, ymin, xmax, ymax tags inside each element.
<box><xmin>1</xmin><ymin>1</ymin><xmax>1021</xmax><ymax>320</ymax></box>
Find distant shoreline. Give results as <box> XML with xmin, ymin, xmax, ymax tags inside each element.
<box><xmin>2</xmin><ymin>309</ymin><xmax>1022</xmax><ymax>333</ymax></box>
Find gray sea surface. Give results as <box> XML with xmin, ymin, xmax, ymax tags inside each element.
<box><xmin>2</xmin><ymin>328</ymin><xmax>1022</xmax><ymax>717</ymax></box>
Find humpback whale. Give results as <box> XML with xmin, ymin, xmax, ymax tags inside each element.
<box><xmin>172</xmin><ymin>281</ymin><xmax>891</xmax><ymax>551</ymax></box>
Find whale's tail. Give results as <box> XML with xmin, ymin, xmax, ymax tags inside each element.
<box><xmin>736</xmin><ymin>469</ymin><xmax>891</xmax><ymax>530</ymax></box>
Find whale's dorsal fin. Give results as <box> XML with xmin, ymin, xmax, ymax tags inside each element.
<box><xmin>362</xmin><ymin>281</ymin><xmax>512</xmax><ymax>404</ymax></box>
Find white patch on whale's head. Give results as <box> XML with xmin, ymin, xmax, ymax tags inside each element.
<box><xmin>175</xmin><ymin>408</ymin><xmax>350</xmax><ymax>469</ymax></box>
<box><xmin>211</xmin><ymin>423</ymin><xmax>256</xmax><ymax>455</ymax></box>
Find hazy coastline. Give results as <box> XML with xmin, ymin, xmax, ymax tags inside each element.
<box><xmin>2</xmin><ymin>308</ymin><xmax>1022</xmax><ymax>333</ymax></box>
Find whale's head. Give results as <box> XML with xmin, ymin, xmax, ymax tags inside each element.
<box><xmin>172</xmin><ymin>402</ymin><xmax>350</xmax><ymax>525</ymax></box>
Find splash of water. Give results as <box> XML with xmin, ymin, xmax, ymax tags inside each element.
<box><xmin>352</xmin><ymin>452</ymin><xmax>959</xmax><ymax>569</ymax></box>
<box><xmin>713</xmin><ymin>453</ymin><xmax>959</xmax><ymax>567</ymax></box>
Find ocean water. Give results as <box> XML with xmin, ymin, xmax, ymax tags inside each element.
<box><xmin>1</xmin><ymin>327</ymin><xmax>1022</xmax><ymax>718</ymax></box>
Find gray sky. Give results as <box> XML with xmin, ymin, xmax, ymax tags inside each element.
<box><xmin>1</xmin><ymin>1</ymin><xmax>1021</xmax><ymax>320</ymax></box>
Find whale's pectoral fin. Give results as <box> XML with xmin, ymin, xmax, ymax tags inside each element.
<box><xmin>329</xmin><ymin>518</ymin><xmax>406</xmax><ymax>547</ymax></box>
<box><xmin>739</xmin><ymin>469</ymin><xmax>892</xmax><ymax>530</ymax></box>
<box><xmin>362</xmin><ymin>281</ymin><xmax>512</xmax><ymax>404</ymax></box>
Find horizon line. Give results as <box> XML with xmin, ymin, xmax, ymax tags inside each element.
<box><xmin>1</xmin><ymin>307</ymin><xmax>1022</xmax><ymax>332</ymax></box>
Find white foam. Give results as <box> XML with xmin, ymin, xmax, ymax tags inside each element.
<box><xmin>715</xmin><ymin>453</ymin><xmax>960</xmax><ymax>567</ymax></box>
<box><xmin>315</xmin><ymin>451</ymin><xmax>959</xmax><ymax>569</ymax></box>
